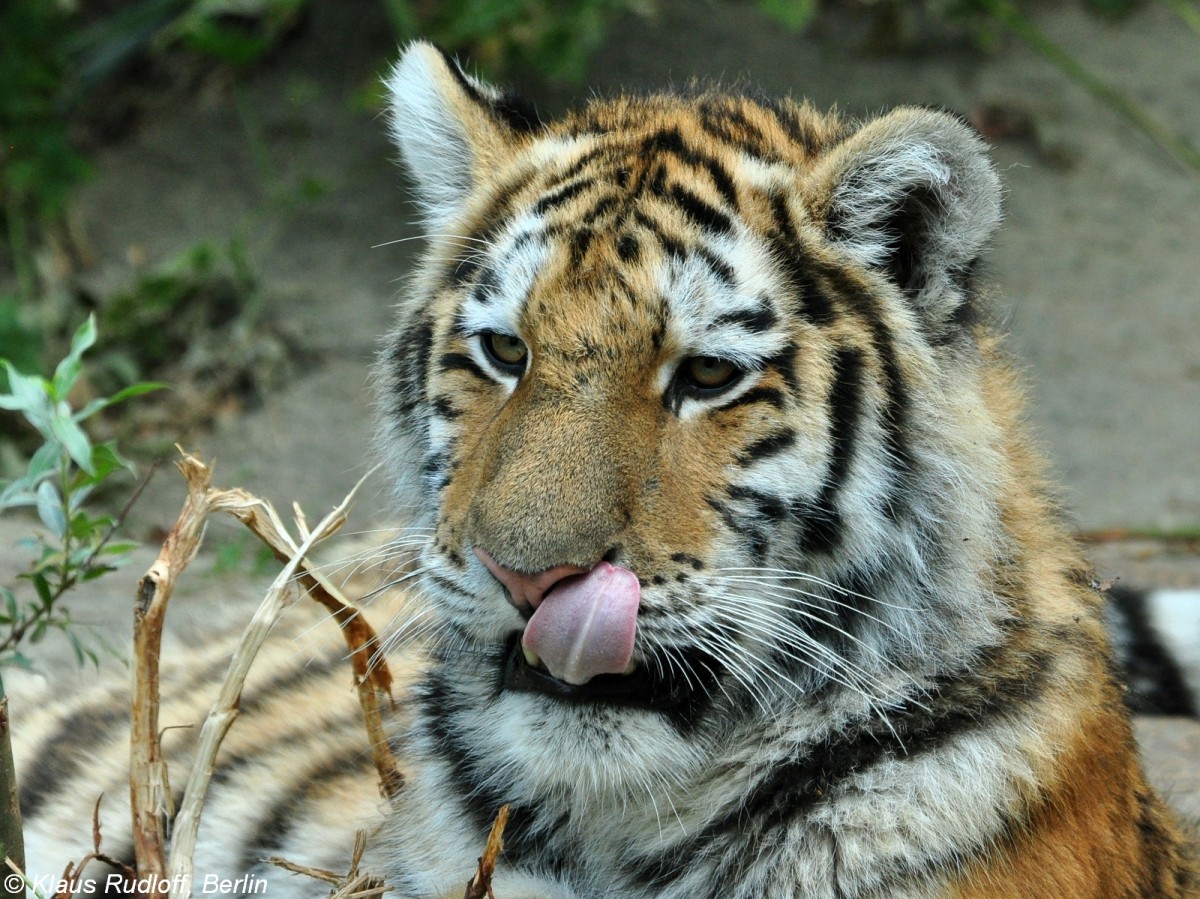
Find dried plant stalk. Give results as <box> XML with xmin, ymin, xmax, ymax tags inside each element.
<box><xmin>128</xmin><ymin>450</ymin><xmax>397</xmax><ymax>899</ymax></box>
<box><xmin>1</xmin><ymin>694</ymin><xmax>23</xmax><ymax>899</ymax></box>
<box><xmin>268</xmin><ymin>830</ymin><xmax>390</xmax><ymax>898</ymax></box>
<box><xmin>130</xmin><ymin>454</ymin><xmax>213</xmax><ymax>898</ymax></box>
<box><xmin>165</xmin><ymin>470</ymin><xmax>365</xmax><ymax>899</ymax></box>
<box><xmin>463</xmin><ymin>804</ymin><xmax>510</xmax><ymax>899</ymax></box>
<box><xmin>211</xmin><ymin>473</ymin><xmax>404</xmax><ymax>799</ymax></box>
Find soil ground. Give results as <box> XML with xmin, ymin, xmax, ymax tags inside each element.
<box><xmin>3</xmin><ymin>0</ymin><xmax>1198</xmax><ymax>848</ymax></box>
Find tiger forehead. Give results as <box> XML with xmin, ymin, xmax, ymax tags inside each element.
<box><xmin>550</xmin><ymin>91</ymin><xmax>845</xmax><ymax>166</ymax></box>
<box><xmin>490</xmin><ymin>93</ymin><xmax>844</xmax><ymax>244</ymax></box>
<box><xmin>517</xmin><ymin>252</ymin><xmax>671</xmax><ymax>364</ymax></box>
<box><xmin>454</xmin><ymin>95</ymin><xmax>842</xmax><ymax>362</ymax></box>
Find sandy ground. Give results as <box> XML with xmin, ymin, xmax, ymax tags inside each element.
<box><xmin>3</xmin><ymin>0</ymin><xmax>1198</xmax><ymax>847</ymax></box>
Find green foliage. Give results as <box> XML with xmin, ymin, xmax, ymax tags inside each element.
<box><xmin>99</xmin><ymin>240</ymin><xmax>260</xmax><ymax>383</ymax></box>
<box><xmin>171</xmin><ymin>0</ymin><xmax>308</xmax><ymax>65</ymax></box>
<box><xmin>383</xmin><ymin>0</ymin><xmax>656</xmax><ymax>82</ymax></box>
<box><xmin>757</xmin><ymin>0</ymin><xmax>820</xmax><ymax>30</ymax></box>
<box><xmin>0</xmin><ymin>316</ymin><xmax>162</xmax><ymax>672</ymax></box>
<box><xmin>0</xmin><ymin>1</ymin><xmax>91</xmax><ymax>224</ymax></box>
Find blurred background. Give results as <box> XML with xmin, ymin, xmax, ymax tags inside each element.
<box><xmin>1</xmin><ymin>0</ymin><xmax>1198</xmax><ymax>671</ymax></box>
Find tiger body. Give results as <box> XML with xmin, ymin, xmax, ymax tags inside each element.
<box><xmin>13</xmin><ymin>41</ymin><xmax>1198</xmax><ymax>898</ymax></box>
<box><xmin>368</xmin><ymin>44</ymin><xmax>1195</xmax><ymax>897</ymax></box>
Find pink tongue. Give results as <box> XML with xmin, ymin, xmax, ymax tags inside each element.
<box><xmin>521</xmin><ymin>562</ymin><xmax>640</xmax><ymax>686</ymax></box>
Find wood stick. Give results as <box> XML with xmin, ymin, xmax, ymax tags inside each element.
<box><xmin>165</xmin><ymin>472</ymin><xmax>364</xmax><ymax>898</ymax></box>
<box><xmin>129</xmin><ymin>455</ymin><xmax>213</xmax><ymax>898</ymax></box>
<box><xmin>463</xmin><ymin>805</ymin><xmax>510</xmax><ymax>899</ymax></box>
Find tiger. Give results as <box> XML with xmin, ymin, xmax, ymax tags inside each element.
<box><xmin>11</xmin><ymin>39</ymin><xmax>1200</xmax><ymax>899</ymax></box>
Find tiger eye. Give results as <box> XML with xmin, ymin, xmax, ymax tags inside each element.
<box><xmin>685</xmin><ymin>356</ymin><xmax>740</xmax><ymax>391</ymax></box>
<box><xmin>482</xmin><ymin>332</ymin><xmax>528</xmax><ymax>371</ymax></box>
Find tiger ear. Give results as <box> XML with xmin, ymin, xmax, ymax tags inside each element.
<box><xmin>385</xmin><ymin>41</ymin><xmax>540</xmax><ymax>224</ymax></box>
<box><xmin>812</xmin><ymin>108</ymin><xmax>1001</xmax><ymax>334</ymax></box>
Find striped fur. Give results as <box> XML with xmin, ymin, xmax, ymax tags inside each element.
<box><xmin>13</xmin><ymin>41</ymin><xmax>1198</xmax><ymax>898</ymax></box>
<box><xmin>372</xmin><ymin>43</ymin><xmax>1197</xmax><ymax>898</ymax></box>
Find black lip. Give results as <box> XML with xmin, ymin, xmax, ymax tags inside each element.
<box><xmin>500</xmin><ymin>634</ymin><xmax>694</xmax><ymax>715</ymax></box>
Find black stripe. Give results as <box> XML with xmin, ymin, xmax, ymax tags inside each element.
<box><xmin>737</xmin><ymin>428</ymin><xmax>797</xmax><ymax>464</ymax></box>
<box><xmin>706</xmin><ymin>495</ymin><xmax>769</xmax><ymax>562</ymax></box>
<box><xmin>559</xmin><ymin>145</ymin><xmax>609</xmax><ymax>183</ymax></box>
<box><xmin>534</xmin><ymin>178</ymin><xmax>591</xmax><ymax>214</ymax></box>
<box><xmin>1108</xmin><ymin>586</ymin><xmax>1198</xmax><ymax>716</ymax></box>
<box><xmin>820</xmin><ymin>265</ymin><xmax>914</xmax><ymax>484</ymax></box>
<box><xmin>470</xmin><ymin>266</ymin><xmax>499</xmax><ymax>305</ymax></box>
<box><xmin>763</xmin><ymin>340</ymin><xmax>801</xmax><ymax>397</ymax></box>
<box><xmin>582</xmin><ymin>194</ymin><xmax>619</xmax><ymax>224</ymax></box>
<box><xmin>695</xmin><ymin>246</ymin><xmax>735</xmax><ymax>287</ymax></box>
<box><xmin>762</xmin><ymin>98</ymin><xmax>826</xmax><ymax>156</ymax></box>
<box><xmin>642</xmin><ymin>124</ymin><xmax>740</xmax><ymax>209</ymax></box>
<box><xmin>797</xmin><ymin>347</ymin><xmax>863</xmax><ymax>556</ymax></box>
<box><xmin>239</xmin><ymin>729</ymin><xmax>368</xmax><ymax>875</ymax></box>
<box><xmin>768</xmin><ymin>194</ymin><xmax>837</xmax><ymax>325</ymax></box>
<box><xmin>419</xmin><ymin>664</ymin><xmax>543</xmax><ymax>866</ymax></box>
<box><xmin>431</xmin><ymin>395</ymin><xmax>461</xmax><ymax>419</ymax></box>
<box><xmin>697</xmin><ymin>98</ymin><xmax>770</xmax><ymax>157</ymax></box>
<box><xmin>822</xmin><ymin>347</ymin><xmax>864</xmax><ymax>497</ymax></box>
<box><xmin>630</xmin><ymin>635</ymin><xmax>1051</xmax><ymax>888</ymax></box>
<box><xmin>726</xmin><ymin>485</ymin><xmax>788</xmax><ymax>522</ymax></box>
<box><xmin>668</xmin><ymin>184</ymin><xmax>733</xmax><ymax>234</ymax></box>
<box><xmin>617</xmin><ymin>232</ymin><xmax>640</xmax><ymax>262</ymax></box>
<box><xmin>725</xmin><ymin>385</ymin><xmax>786</xmax><ymax>411</ymax></box>
<box><xmin>389</xmin><ymin>318</ymin><xmax>434</xmax><ymax>423</ymax></box>
<box><xmin>714</xmin><ymin>304</ymin><xmax>778</xmax><ymax>333</ymax></box>
<box><xmin>16</xmin><ymin>648</ymin><xmax>237</xmax><ymax>819</ymax></box>
<box><xmin>633</xmin><ymin>209</ymin><xmax>685</xmax><ymax>258</ymax></box>
<box><xmin>570</xmin><ymin>227</ymin><xmax>594</xmax><ymax>263</ymax></box>
<box><xmin>437</xmin><ymin>48</ymin><xmax>541</xmax><ymax>134</ymax></box>
<box><xmin>438</xmin><ymin>352</ymin><xmax>489</xmax><ymax>382</ymax></box>
<box><xmin>446</xmin><ymin>252</ymin><xmax>482</xmax><ymax>287</ymax></box>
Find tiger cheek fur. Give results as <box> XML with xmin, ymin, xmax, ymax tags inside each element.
<box><xmin>370</xmin><ymin>42</ymin><xmax>1197</xmax><ymax>899</ymax></box>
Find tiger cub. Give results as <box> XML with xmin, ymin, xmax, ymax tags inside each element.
<box><xmin>370</xmin><ymin>42</ymin><xmax>1197</xmax><ymax>898</ymax></box>
<box><xmin>13</xmin><ymin>40</ymin><xmax>1198</xmax><ymax>899</ymax></box>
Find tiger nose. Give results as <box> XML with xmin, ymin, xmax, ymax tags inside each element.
<box><xmin>473</xmin><ymin>547</ymin><xmax>588</xmax><ymax>611</ymax></box>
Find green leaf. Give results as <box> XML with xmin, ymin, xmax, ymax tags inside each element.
<box><xmin>0</xmin><ymin>652</ymin><xmax>36</xmax><ymax>673</ymax></box>
<box><xmin>65</xmin><ymin>627</ymin><xmax>87</xmax><ymax>667</ymax></box>
<box><xmin>99</xmin><ymin>541</ymin><xmax>139</xmax><ymax>556</ymax></box>
<box><xmin>26</xmin><ymin>439</ymin><xmax>64</xmax><ymax>484</ymax></box>
<box><xmin>31</xmin><ymin>572</ymin><xmax>54</xmax><ymax>608</ymax></box>
<box><xmin>72</xmin><ymin>381</ymin><xmax>167</xmax><ymax>422</ymax></box>
<box><xmin>36</xmin><ymin>480</ymin><xmax>67</xmax><ymax>538</ymax></box>
<box><xmin>51</xmin><ymin>314</ymin><xmax>98</xmax><ymax>400</ymax></box>
<box><xmin>50</xmin><ymin>412</ymin><xmax>94</xmax><ymax>473</ymax></box>
<box><xmin>0</xmin><ymin>361</ymin><xmax>50</xmax><ymax>424</ymax></box>
<box><xmin>81</xmin><ymin>564</ymin><xmax>117</xmax><ymax>582</ymax></box>
<box><xmin>0</xmin><ymin>482</ymin><xmax>40</xmax><ymax>512</ymax></box>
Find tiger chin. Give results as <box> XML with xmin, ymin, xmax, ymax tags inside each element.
<box><xmin>369</xmin><ymin>42</ymin><xmax>1197</xmax><ymax>898</ymax></box>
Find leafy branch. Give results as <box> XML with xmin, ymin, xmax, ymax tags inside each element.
<box><xmin>0</xmin><ymin>315</ymin><xmax>163</xmax><ymax>670</ymax></box>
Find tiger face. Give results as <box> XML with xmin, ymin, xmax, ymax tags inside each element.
<box><xmin>377</xmin><ymin>44</ymin><xmax>1007</xmax><ymax>797</ymax></box>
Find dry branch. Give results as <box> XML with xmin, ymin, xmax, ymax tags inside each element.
<box><xmin>268</xmin><ymin>831</ymin><xmax>391</xmax><ymax>898</ymax></box>
<box><xmin>165</xmin><ymin>466</ymin><xmax>367</xmax><ymax>899</ymax></box>
<box><xmin>127</xmin><ymin>450</ymin><xmax>399</xmax><ymax>898</ymax></box>
<box><xmin>130</xmin><ymin>455</ymin><xmax>213</xmax><ymax>897</ymax></box>
<box><xmin>209</xmin><ymin>469</ymin><xmax>404</xmax><ymax>800</ymax></box>
<box><xmin>1</xmin><ymin>695</ymin><xmax>23</xmax><ymax>899</ymax></box>
<box><xmin>463</xmin><ymin>805</ymin><xmax>510</xmax><ymax>899</ymax></box>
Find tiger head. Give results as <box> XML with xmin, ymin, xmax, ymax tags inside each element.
<box><xmin>377</xmin><ymin>43</ymin><xmax>1007</xmax><ymax>795</ymax></box>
